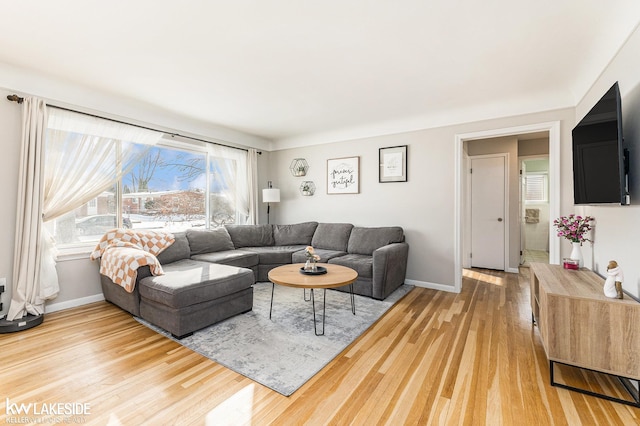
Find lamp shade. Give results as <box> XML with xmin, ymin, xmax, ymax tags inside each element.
<box><xmin>262</xmin><ymin>188</ymin><xmax>280</xmax><ymax>203</ymax></box>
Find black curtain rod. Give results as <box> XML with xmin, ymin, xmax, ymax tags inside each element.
<box><xmin>6</xmin><ymin>94</ymin><xmax>261</xmax><ymax>155</ymax></box>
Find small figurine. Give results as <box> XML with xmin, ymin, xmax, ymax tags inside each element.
<box><xmin>604</xmin><ymin>260</ymin><xmax>624</xmax><ymax>299</ymax></box>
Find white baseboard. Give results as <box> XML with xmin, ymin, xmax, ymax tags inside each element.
<box><xmin>45</xmin><ymin>294</ymin><xmax>105</xmax><ymax>314</ymax></box>
<box><xmin>405</xmin><ymin>279</ymin><xmax>459</xmax><ymax>293</ymax></box>
<box><xmin>506</xmin><ymin>267</ymin><xmax>520</xmax><ymax>274</ymax></box>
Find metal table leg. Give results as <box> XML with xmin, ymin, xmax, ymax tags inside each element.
<box><xmin>269</xmin><ymin>282</ymin><xmax>275</xmax><ymax>319</ymax></box>
<box><xmin>310</xmin><ymin>288</ymin><xmax>326</xmax><ymax>336</ymax></box>
<box><xmin>281</xmin><ymin>283</ymin><xmax>356</xmax><ymax>335</ymax></box>
<box><xmin>350</xmin><ymin>283</ymin><xmax>356</xmax><ymax>315</ymax></box>
<box><xmin>310</xmin><ymin>284</ymin><xmax>355</xmax><ymax>336</ymax></box>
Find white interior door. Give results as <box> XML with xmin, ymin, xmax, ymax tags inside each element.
<box><xmin>471</xmin><ymin>155</ymin><xmax>506</xmax><ymax>270</ymax></box>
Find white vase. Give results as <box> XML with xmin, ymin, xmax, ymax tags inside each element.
<box><xmin>570</xmin><ymin>242</ymin><xmax>583</xmax><ymax>268</ymax></box>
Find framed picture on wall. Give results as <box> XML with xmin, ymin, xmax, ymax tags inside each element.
<box><xmin>327</xmin><ymin>156</ymin><xmax>359</xmax><ymax>194</ymax></box>
<box><xmin>379</xmin><ymin>145</ymin><xmax>407</xmax><ymax>182</ymax></box>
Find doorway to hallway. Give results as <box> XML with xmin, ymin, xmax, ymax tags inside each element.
<box><xmin>520</xmin><ymin>156</ymin><xmax>550</xmax><ymax>267</ymax></box>
<box><xmin>454</xmin><ymin>121</ymin><xmax>560</xmax><ymax>293</ymax></box>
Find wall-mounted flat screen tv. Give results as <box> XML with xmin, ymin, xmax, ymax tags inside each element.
<box><xmin>572</xmin><ymin>81</ymin><xmax>628</xmax><ymax>205</ymax></box>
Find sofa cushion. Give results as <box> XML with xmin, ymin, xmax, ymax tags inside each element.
<box><xmin>225</xmin><ymin>224</ymin><xmax>274</xmax><ymax>248</ymax></box>
<box><xmin>311</xmin><ymin>223</ymin><xmax>354</xmax><ymax>251</ymax></box>
<box><xmin>273</xmin><ymin>222</ymin><xmax>318</xmax><ymax>246</ymax></box>
<box><xmin>191</xmin><ymin>249</ymin><xmax>259</xmax><ymax>269</ymax></box>
<box><xmin>139</xmin><ymin>259</ymin><xmax>253</xmax><ymax>308</ymax></box>
<box><xmin>186</xmin><ymin>227</ymin><xmax>235</xmax><ymax>255</ymax></box>
<box><xmin>156</xmin><ymin>232</ymin><xmax>190</xmax><ymax>264</ymax></box>
<box><xmin>140</xmin><ymin>287</ymin><xmax>253</xmax><ymax>338</ymax></box>
<box><xmin>243</xmin><ymin>245</ymin><xmax>307</xmax><ymax>264</ymax></box>
<box><xmin>347</xmin><ymin>226</ymin><xmax>404</xmax><ymax>255</ymax></box>
<box><xmin>291</xmin><ymin>248</ymin><xmax>347</xmax><ymax>263</ymax></box>
<box><xmin>329</xmin><ymin>254</ymin><xmax>373</xmax><ymax>278</ymax></box>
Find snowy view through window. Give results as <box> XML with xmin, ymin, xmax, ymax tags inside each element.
<box><xmin>51</xmin><ymin>143</ymin><xmax>242</xmax><ymax>245</ymax></box>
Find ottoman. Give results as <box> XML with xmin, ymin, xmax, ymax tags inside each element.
<box><xmin>138</xmin><ymin>259</ymin><xmax>254</xmax><ymax>338</ymax></box>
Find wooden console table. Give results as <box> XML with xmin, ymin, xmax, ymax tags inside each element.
<box><xmin>529</xmin><ymin>262</ymin><xmax>640</xmax><ymax>406</ymax></box>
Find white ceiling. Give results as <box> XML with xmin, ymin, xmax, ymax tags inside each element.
<box><xmin>2</xmin><ymin>1</ymin><xmax>640</xmax><ymax>148</ymax></box>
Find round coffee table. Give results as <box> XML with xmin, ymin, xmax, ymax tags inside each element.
<box><xmin>267</xmin><ymin>263</ymin><xmax>358</xmax><ymax>336</ymax></box>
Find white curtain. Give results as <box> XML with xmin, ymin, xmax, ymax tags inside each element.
<box><xmin>44</xmin><ymin>108</ymin><xmax>162</xmax><ymax>221</ymax></box>
<box><xmin>246</xmin><ymin>149</ymin><xmax>259</xmax><ymax>225</ymax></box>
<box><xmin>7</xmin><ymin>105</ymin><xmax>163</xmax><ymax>320</ymax></box>
<box><xmin>7</xmin><ymin>98</ymin><xmax>49</xmax><ymax>320</ymax></box>
<box><xmin>208</xmin><ymin>144</ymin><xmax>254</xmax><ymax>225</ymax></box>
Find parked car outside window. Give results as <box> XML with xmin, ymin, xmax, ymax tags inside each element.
<box><xmin>75</xmin><ymin>214</ymin><xmax>131</xmax><ymax>236</ymax></box>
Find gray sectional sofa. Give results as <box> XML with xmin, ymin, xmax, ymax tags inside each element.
<box><xmin>100</xmin><ymin>222</ymin><xmax>409</xmax><ymax>338</ymax></box>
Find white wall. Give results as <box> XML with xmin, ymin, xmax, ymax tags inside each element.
<box><xmin>0</xmin><ymin>88</ymin><xmax>21</xmax><ymax>316</ymax></box>
<box><xmin>0</xmin><ymin>62</ymin><xmax>272</xmax><ymax>151</ymax></box>
<box><xmin>576</xmin><ymin>24</ymin><xmax>640</xmax><ymax>298</ymax></box>
<box><xmin>269</xmin><ymin>108</ymin><xmax>575</xmax><ymax>290</ymax></box>
<box><xmin>524</xmin><ymin>203</ymin><xmax>549</xmax><ymax>251</ymax></box>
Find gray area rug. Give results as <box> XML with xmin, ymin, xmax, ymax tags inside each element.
<box><xmin>137</xmin><ymin>282</ymin><xmax>413</xmax><ymax>396</ymax></box>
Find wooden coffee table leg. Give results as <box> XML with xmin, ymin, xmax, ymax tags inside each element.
<box><xmin>310</xmin><ymin>288</ymin><xmax>327</xmax><ymax>336</ymax></box>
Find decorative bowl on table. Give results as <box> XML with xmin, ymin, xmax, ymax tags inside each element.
<box><xmin>299</xmin><ymin>266</ymin><xmax>327</xmax><ymax>275</ymax></box>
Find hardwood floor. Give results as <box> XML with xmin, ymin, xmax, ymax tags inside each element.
<box><xmin>2</xmin><ymin>269</ymin><xmax>639</xmax><ymax>425</ymax></box>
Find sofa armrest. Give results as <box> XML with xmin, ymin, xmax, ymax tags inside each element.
<box><xmin>372</xmin><ymin>242</ymin><xmax>409</xmax><ymax>299</ymax></box>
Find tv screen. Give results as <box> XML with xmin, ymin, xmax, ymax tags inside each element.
<box><xmin>572</xmin><ymin>82</ymin><xmax>627</xmax><ymax>205</ymax></box>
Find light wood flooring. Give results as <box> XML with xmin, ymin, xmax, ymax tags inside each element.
<box><xmin>1</xmin><ymin>269</ymin><xmax>639</xmax><ymax>425</ymax></box>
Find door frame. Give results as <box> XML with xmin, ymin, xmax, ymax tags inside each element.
<box><xmin>468</xmin><ymin>153</ymin><xmax>509</xmax><ymax>271</ymax></box>
<box><xmin>454</xmin><ymin>121</ymin><xmax>560</xmax><ymax>293</ymax></box>
<box><xmin>520</xmin><ymin>158</ymin><xmax>527</xmax><ymax>265</ymax></box>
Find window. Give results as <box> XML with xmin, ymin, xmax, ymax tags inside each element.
<box><xmin>44</xmin><ymin>114</ymin><xmax>250</xmax><ymax>250</ymax></box>
<box><xmin>210</xmin><ymin>155</ymin><xmax>244</xmax><ymax>226</ymax></box>
<box><xmin>122</xmin><ymin>145</ymin><xmax>207</xmax><ymax>232</ymax></box>
<box><xmin>525</xmin><ymin>173</ymin><xmax>548</xmax><ymax>203</ymax></box>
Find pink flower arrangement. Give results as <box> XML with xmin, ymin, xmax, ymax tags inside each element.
<box><xmin>553</xmin><ymin>214</ymin><xmax>594</xmax><ymax>244</ymax></box>
<box><xmin>305</xmin><ymin>246</ymin><xmax>321</xmax><ymax>261</ymax></box>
